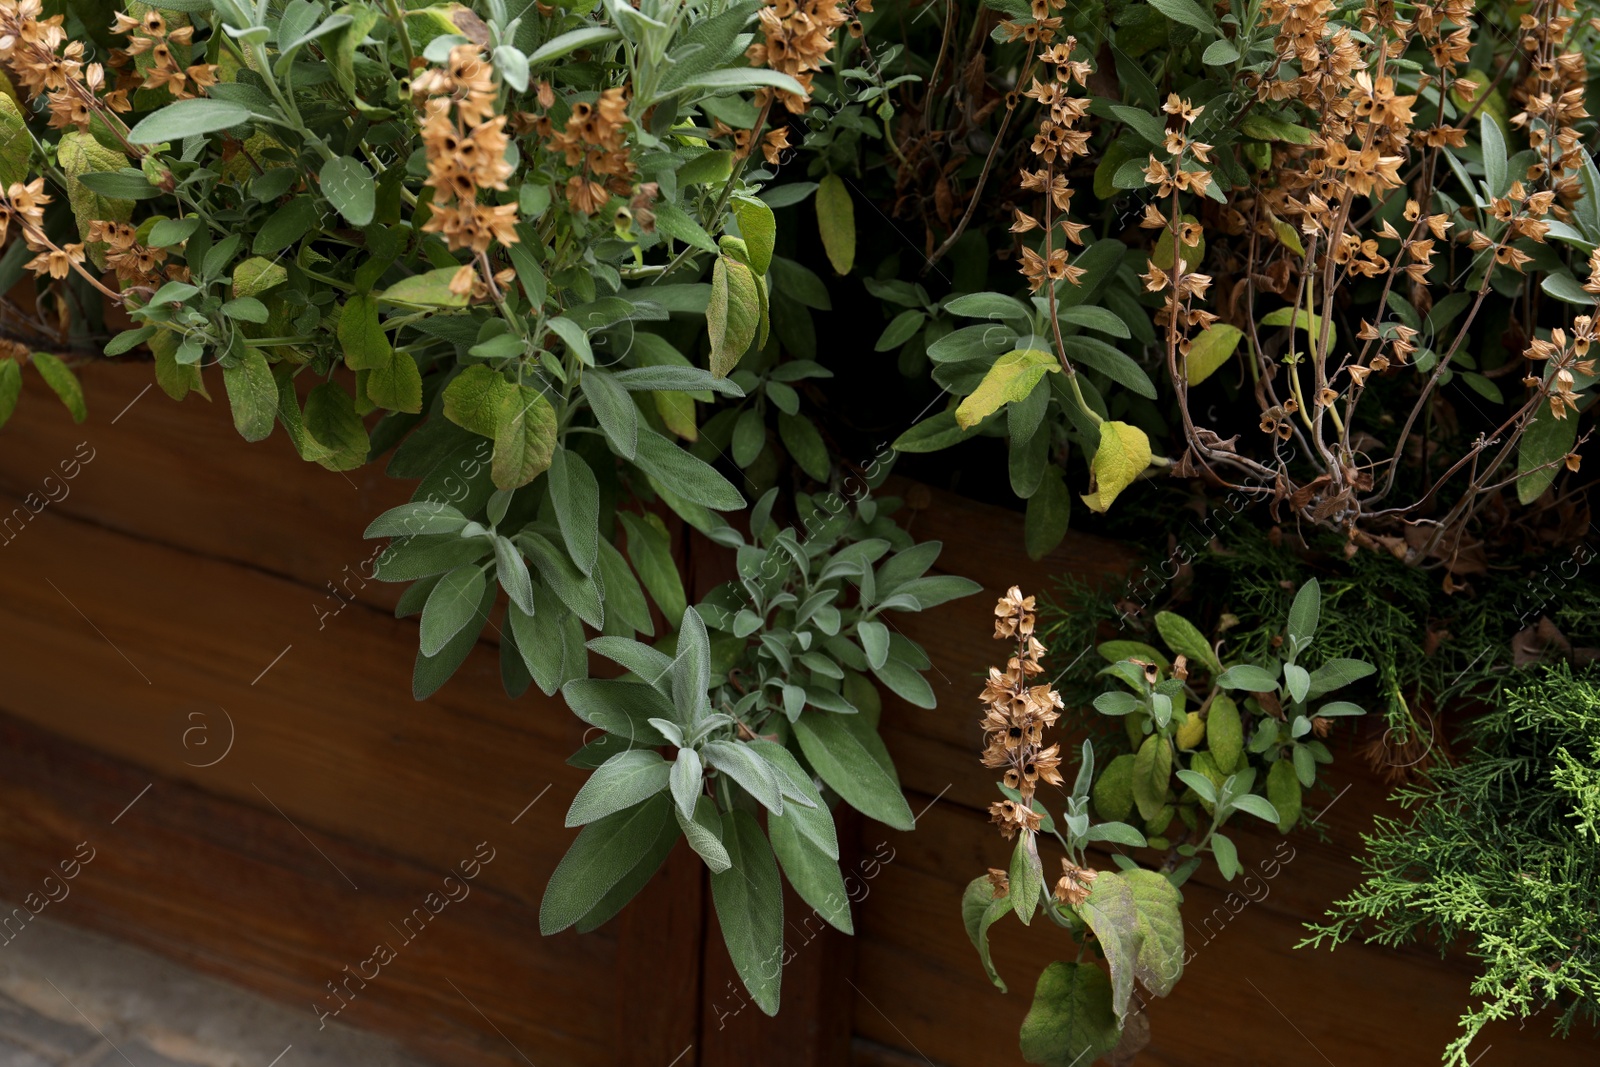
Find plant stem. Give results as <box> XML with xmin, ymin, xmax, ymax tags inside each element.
<box><xmin>384</xmin><ymin>0</ymin><xmax>417</xmax><ymax>70</ymax></box>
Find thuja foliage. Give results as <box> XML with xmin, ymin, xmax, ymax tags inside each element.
<box><xmin>1305</xmin><ymin>664</ymin><xmax>1600</xmax><ymax>1065</ymax></box>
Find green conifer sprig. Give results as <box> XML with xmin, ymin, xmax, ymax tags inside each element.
<box><xmin>1304</xmin><ymin>664</ymin><xmax>1600</xmax><ymax>1064</ymax></box>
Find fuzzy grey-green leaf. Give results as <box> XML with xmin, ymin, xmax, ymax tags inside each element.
<box><xmin>540</xmin><ymin>794</ymin><xmax>675</xmax><ymax>934</ymax></box>
<box><xmin>566</xmin><ymin>750</ymin><xmax>672</xmax><ymax>827</ymax></box>
<box><xmin>709</xmin><ymin>809</ymin><xmax>784</xmax><ymax>1015</ymax></box>
<box><xmin>792</xmin><ymin>712</ymin><xmax>914</xmax><ymax>830</ymax></box>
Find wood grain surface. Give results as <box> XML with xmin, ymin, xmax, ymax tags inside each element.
<box><xmin>0</xmin><ymin>362</ymin><xmax>1593</xmax><ymax>1066</ymax></box>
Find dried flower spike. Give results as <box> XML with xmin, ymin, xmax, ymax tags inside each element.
<box><xmin>414</xmin><ymin>45</ymin><xmax>520</xmax><ymax>261</ymax></box>
<box><xmin>982</xmin><ymin>587</ymin><xmax>1065</xmax><ymax>839</ymax></box>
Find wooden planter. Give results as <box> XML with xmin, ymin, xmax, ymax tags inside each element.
<box><xmin>0</xmin><ymin>362</ymin><xmax>1592</xmax><ymax>1066</ymax></box>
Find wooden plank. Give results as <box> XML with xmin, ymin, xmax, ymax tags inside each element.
<box><xmin>0</xmin><ymin>380</ymin><xmax>702</xmax><ymax>1064</ymax></box>
<box><xmin>850</xmin><ymin>1038</ymin><xmax>930</xmax><ymax>1067</ymax></box>
<box><xmin>0</xmin><ymin>364</ymin><xmax>721</xmax><ymax>1066</ymax></box>
<box><xmin>0</xmin><ymin>494</ymin><xmax>588</xmax><ymax>899</ymax></box>
<box><xmin>614</xmin><ymin>837</ymin><xmax>705</xmax><ymax>1066</ymax></box>
<box><xmin>0</xmin><ymin>709</ymin><xmax>606</xmax><ymax>1067</ymax></box>
<box><xmin>890</xmin><ymin>475</ymin><xmax>1133</xmax><ymax>593</ymax></box>
<box><xmin>0</xmin><ymin>363</ymin><xmax>410</xmax><ymax>616</ymax></box>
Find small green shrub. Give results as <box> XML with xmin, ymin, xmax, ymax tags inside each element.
<box><xmin>1306</xmin><ymin>664</ymin><xmax>1600</xmax><ymax>1064</ymax></box>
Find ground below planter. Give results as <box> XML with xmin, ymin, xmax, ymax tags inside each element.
<box><xmin>0</xmin><ymin>911</ymin><xmax>433</xmax><ymax>1067</ymax></box>
<box><xmin>0</xmin><ymin>361</ymin><xmax>1594</xmax><ymax>1066</ymax></box>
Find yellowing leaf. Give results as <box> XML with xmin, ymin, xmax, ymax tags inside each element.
<box><xmin>233</xmin><ymin>256</ymin><xmax>288</xmax><ymax>299</ymax></box>
<box><xmin>653</xmin><ymin>391</ymin><xmax>697</xmax><ymax>440</ymax></box>
<box><xmin>955</xmin><ymin>349</ymin><xmax>1058</xmax><ymax>429</ymax></box>
<box><xmin>1082</xmin><ymin>420</ymin><xmax>1152</xmax><ymax>513</ymax></box>
<box><xmin>220</xmin><ymin>131</ymin><xmax>279</xmax><ymax>185</ymax></box>
<box><xmin>718</xmin><ymin>234</ymin><xmax>749</xmax><ymax>266</ymax></box>
<box><xmin>1184</xmin><ymin>324</ymin><xmax>1242</xmax><ymax>386</ymax></box>
<box><xmin>58</xmin><ymin>131</ymin><xmax>131</xmax><ymax>267</ymax></box>
<box><xmin>302</xmin><ymin>383</ymin><xmax>368</xmax><ymax>471</ymax></box>
<box><xmin>677</xmin><ymin>149</ymin><xmax>734</xmax><ymax>187</ymax></box>
<box><xmin>755</xmin><ymin>265</ymin><xmax>770</xmax><ymax>351</ymax></box>
<box><xmin>0</xmin><ymin>66</ymin><xmax>21</xmax><ymax>112</ymax></box>
<box><xmin>1260</xmin><ymin>305</ymin><xmax>1337</xmax><ymax>351</ymax></box>
<box><xmin>222</xmin><ymin>348</ymin><xmax>276</xmax><ymax>441</ymax></box>
<box><xmin>0</xmin><ymin>92</ymin><xmax>30</xmax><ymax>188</ymax></box>
<box><xmin>816</xmin><ymin>173</ymin><xmax>855</xmax><ymax>275</ymax></box>
<box><xmin>1267</xmin><ymin>211</ymin><xmax>1304</xmax><ymax>256</ymax></box>
<box><xmin>149</xmin><ymin>327</ymin><xmax>207</xmax><ymax>401</ymax></box>
<box><xmin>1266</xmin><ymin>759</ymin><xmax>1301</xmax><ymax>833</ymax></box>
<box><xmin>442</xmin><ymin>365</ymin><xmax>509</xmax><ymax>438</ymax></box>
<box><xmin>1239</xmin><ymin>114</ymin><xmax>1313</xmax><ymax>144</ymax></box>
<box><xmin>0</xmin><ymin>357</ymin><xmax>21</xmax><ymax>429</ymax></box>
<box><xmin>1131</xmin><ymin>731</ymin><xmax>1171</xmax><ymax>822</ymax></box>
<box><xmin>380</xmin><ymin>266</ymin><xmax>470</xmax><ymax>308</ymax></box>
<box><xmin>403</xmin><ymin>6</ymin><xmax>474</xmax><ymax>52</ymax></box>
<box><xmin>732</xmin><ymin>196</ymin><xmax>776</xmax><ymax>276</ymax></box>
<box><xmin>1018</xmin><ymin>963</ymin><xmax>1121</xmax><ymax>1067</ymax></box>
<box><xmin>1206</xmin><ymin>692</ymin><xmax>1244</xmax><ymax>774</ymax></box>
<box><xmin>1175</xmin><ymin>710</ymin><xmax>1205</xmax><ymax>749</ymax></box>
<box><xmin>707</xmin><ymin>255</ymin><xmax>761</xmax><ymax>378</ymax></box>
<box><xmin>31</xmin><ymin>352</ymin><xmax>86</xmax><ymax>423</ymax></box>
<box><xmin>337</xmin><ymin>292</ymin><xmax>391</xmax><ymax>371</ymax></box>
<box><xmin>493</xmin><ymin>384</ymin><xmax>559</xmax><ymax>489</ymax></box>
<box><xmin>1451</xmin><ymin>69</ymin><xmax>1509</xmax><ymax>138</ymax></box>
